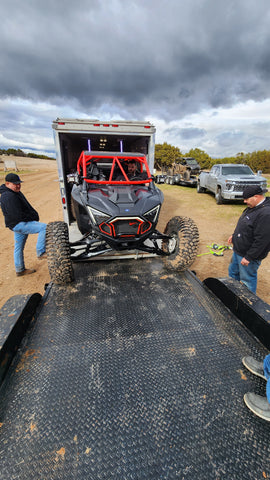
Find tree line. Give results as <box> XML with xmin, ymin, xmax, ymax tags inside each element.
<box><xmin>0</xmin><ymin>148</ymin><xmax>55</xmax><ymax>161</ymax></box>
<box><xmin>155</xmin><ymin>143</ymin><xmax>270</xmax><ymax>173</ymax></box>
<box><xmin>1</xmin><ymin>146</ymin><xmax>269</xmax><ymax>173</ymax></box>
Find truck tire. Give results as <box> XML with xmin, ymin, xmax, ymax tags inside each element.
<box><xmin>46</xmin><ymin>221</ymin><xmax>74</xmax><ymax>284</ymax></box>
<box><xmin>162</xmin><ymin>216</ymin><xmax>199</xmax><ymax>271</ymax></box>
<box><xmin>215</xmin><ymin>187</ymin><xmax>223</xmax><ymax>204</ymax></box>
<box><xmin>197</xmin><ymin>181</ymin><xmax>206</xmax><ymax>193</ymax></box>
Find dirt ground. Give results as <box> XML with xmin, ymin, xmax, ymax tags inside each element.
<box><xmin>0</xmin><ymin>157</ymin><xmax>269</xmax><ymax>309</ymax></box>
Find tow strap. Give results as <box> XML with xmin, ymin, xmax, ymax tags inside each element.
<box><xmin>197</xmin><ymin>243</ymin><xmax>232</xmax><ymax>257</ymax></box>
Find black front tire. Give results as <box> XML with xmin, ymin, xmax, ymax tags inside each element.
<box><xmin>46</xmin><ymin>221</ymin><xmax>74</xmax><ymax>284</ymax></box>
<box><xmin>215</xmin><ymin>187</ymin><xmax>223</xmax><ymax>204</ymax></box>
<box><xmin>162</xmin><ymin>216</ymin><xmax>199</xmax><ymax>271</ymax></box>
<box><xmin>197</xmin><ymin>181</ymin><xmax>206</xmax><ymax>193</ymax></box>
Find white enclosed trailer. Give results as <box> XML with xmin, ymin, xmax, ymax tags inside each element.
<box><xmin>52</xmin><ymin>118</ymin><xmax>156</xmax><ymax>227</ymax></box>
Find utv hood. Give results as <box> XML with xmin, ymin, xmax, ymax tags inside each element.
<box><xmin>72</xmin><ymin>184</ymin><xmax>163</xmax><ymax>218</ymax></box>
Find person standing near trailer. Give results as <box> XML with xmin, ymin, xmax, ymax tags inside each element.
<box><xmin>0</xmin><ymin>173</ymin><xmax>47</xmax><ymax>276</ymax></box>
<box><xmin>228</xmin><ymin>185</ymin><xmax>270</xmax><ymax>293</ymax></box>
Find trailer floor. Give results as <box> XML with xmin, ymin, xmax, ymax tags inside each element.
<box><xmin>0</xmin><ymin>258</ymin><xmax>269</xmax><ymax>479</ymax></box>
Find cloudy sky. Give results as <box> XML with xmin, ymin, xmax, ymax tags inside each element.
<box><xmin>1</xmin><ymin>0</ymin><xmax>270</xmax><ymax>158</ymax></box>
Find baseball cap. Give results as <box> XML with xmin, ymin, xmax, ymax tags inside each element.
<box><xmin>243</xmin><ymin>185</ymin><xmax>267</xmax><ymax>199</ymax></box>
<box><xmin>5</xmin><ymin>173</ymin><xmax>23</xmax><ymax>184</ymax></box>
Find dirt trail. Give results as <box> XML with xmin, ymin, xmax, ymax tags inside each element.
<box><xmin>0</xmin><ymin>157</ymin><xmax>269</xmax><ymax>309</ymax></box>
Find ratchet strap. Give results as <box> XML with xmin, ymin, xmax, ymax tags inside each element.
<box><xmin>197</xmin><ymin>243</ymin><xmax>232</xmax><ymax>257</ymax></box>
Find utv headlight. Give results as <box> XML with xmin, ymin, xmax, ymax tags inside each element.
<box><xmin>87</xmin><ymin>206</ymin><xmax>110</xmax><ymax>225</ymax></box>
<box><xmin>143</xmin><ymin>205</ymin><xmax>160</xmax><ymax>224</ymax></box>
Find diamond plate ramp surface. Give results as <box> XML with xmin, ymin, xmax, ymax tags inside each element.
<box><xmin>0</xmin><ymin>258</ymin><xmax>269</xmax><ymax>479</ymax></box>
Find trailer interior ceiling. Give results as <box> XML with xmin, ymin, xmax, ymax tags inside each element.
<box><xmin>59</xmin><ymin>132</ymin><xmax>150</xmax><ymax>173</ymax></box>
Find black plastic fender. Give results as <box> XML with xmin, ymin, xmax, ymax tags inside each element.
<box><xmin>204</xmin><ymin>276</ymin><xmax>270</xmax><ymax>349</ymax></box>
<box><xmin>0</xmin><ymin>293</ymin><xmax>41</xmax><ymax>385</ymax></box>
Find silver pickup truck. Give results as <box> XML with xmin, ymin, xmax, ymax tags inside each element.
<box><xmin>197</xmin><ymin>163</ymin><xmax>268</xmax><ymax>204</ymax></box>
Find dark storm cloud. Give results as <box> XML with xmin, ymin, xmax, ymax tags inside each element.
<box><xmin>165</xmin><ymin>127</ymin><xmax>206</xmax><ymax>140</ymax></box>
<box><xmin>1</xmin><ymin>0</ymin><xmax>270</xmax><ymax>120</ymax></box>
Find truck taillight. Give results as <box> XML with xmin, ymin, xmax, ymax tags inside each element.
<box><xmin>144</xmin><ymin>126</ymin><xmax>151</xmax><ymax>128</ymax></box>
<box><xmin>62</xmin><ymin>197</ymin><xmax>66</xmax><ymax>204</ymax></box>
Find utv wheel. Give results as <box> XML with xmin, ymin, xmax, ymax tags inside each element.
<box><xmin>162</xmin><ymin>216</ymin><xmax>199</xmax><ymax>271</ymax></box>
<box><xmin>46</xmin><ymin>221</ymin><xmax>74</xmax><ymax>284</ymax></box>
<box><xmin>215</xmin><ymin>187</ymin><xmax>223</xmax><ymax>204</ymax></box>
<box><xmin>183</xmin><ymin>170</ymin><xmax>191</xmax><ymax>181</ymax></box>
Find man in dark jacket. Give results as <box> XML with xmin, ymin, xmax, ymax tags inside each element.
<box><xmin>0</xmin><ymin>173</ymin><xmax>47</xmax><ymax>276</ymax></box>
<box><xmin>228</xmin><ymin>185</ymin><xmax>270</xmax><ymax>293</ymax></box>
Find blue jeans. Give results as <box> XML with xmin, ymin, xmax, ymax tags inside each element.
<box><xmin>228</xmin><ymin>251</ymin><xmax>261</xmax><ymax>294</ymax></box>
<box><xmin>264</xmin><ymin>355</ymin><xmax>270</xmax><ymax>403</ymax></box>
<box><xmin>12</xmin><ymin>221</ymin><xmax>47</xmax><ymax>273</ymax></box>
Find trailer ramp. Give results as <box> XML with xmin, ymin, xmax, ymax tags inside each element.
<box><xmin>0</xmin><ymin>258</ymin><xmax>269</xmax><ymax>479</ymax></box>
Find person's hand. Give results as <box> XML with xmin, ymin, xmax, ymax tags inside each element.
<box><xmin>228</xmin><ymin>235</ymin><xmax>233</xmax><ymax>244</ymax></box>
<box><xmin>241</xmin><ymin>257</ymin><xmax>250</xmax><ymax>266</ymax></box>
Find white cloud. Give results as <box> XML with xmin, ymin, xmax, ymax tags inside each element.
<box><xmin>152</xmin><ymin>99</ymin><xmax>270</xmax><ymax>157</ymax></box>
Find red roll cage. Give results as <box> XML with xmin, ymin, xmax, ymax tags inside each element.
<box><xmin>77</xmin><ymin>151</ymin><xmax>153</xmax><ymax>185</ymax></box>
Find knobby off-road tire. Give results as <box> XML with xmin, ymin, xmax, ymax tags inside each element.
<box><xmin>183</xmin><ymin>169</ymin><xmax>191</xmax><ymax>181</ymax></box>
<box><xmin>46</xmin><ymin>221</ymin><xmax>74</xmax><ymax>284</ymax></box>
<box><xmin>162</xmin><ymin>216</ymin><xmax>199</xmax><ymax>271</ymax></box>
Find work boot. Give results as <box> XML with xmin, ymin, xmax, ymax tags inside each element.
<box><xmin>244</xmin><ymin>392</ymin><xmax>270</xmax><ymax>421</ymax></box>
<box><xmin>16</xmin><ymin>269</ymin><xmax>36</xmax><ymax>277</ymax></box>
<box><xmin>242</xmin><ymin>356</ymin><xmax>266</xmax><ymax>380</ymax></box>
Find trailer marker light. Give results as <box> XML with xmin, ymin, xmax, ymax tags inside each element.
<box><xmin>93</xmin><ymin>124</ymin><xmax>100</xmax><ymax>126</ymax></box>
<box><xmin>58</xmin><ymin>122</ymin><xmax>65</xmax><ymax>125</ymax></box>
<box><xmin>103</xmin><ymin>124</ymin><xmax>110</xmax><ymax>127</ymax></box>
<box><xmin>144</xmin><ymin>126</ymin><xmax>151</xmax><ymax>128</ymax></box>
<box><xmin>112</xmin><ymin>124</ymin><xmax>118</xmax><ymax>127</ymax></box>
<box><xmin>62</xmin><ymin>198</ymin><xmax>66</xmax><ymax>204</ymax></box>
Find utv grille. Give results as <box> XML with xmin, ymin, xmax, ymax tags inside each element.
<box><xmin>99</xmin><ymin>217</ymin><xmax>151</xmax><ymax>238</ymax></box>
